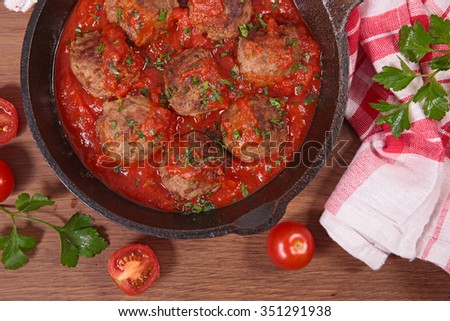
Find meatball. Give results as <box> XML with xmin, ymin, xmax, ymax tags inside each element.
<box><xmin>104</xmin><ymin>0</ymin><xmax>179</xmax><ymax>46</ymax></box>
<box><xmin>70</xmin><ymin>31</ymin><xmax>112</xmax><ymax>99</ymax></box>
<box><xmin>221</xmin><ymin>95</ymin><xmax>288</xmax><ymax>162</ymax></box>
<box><xmin>164</xmin><ymin>48</ymin><xmax>226</xmax><ymax>116</ymax></box>
<box><xmin>188</xmin><ymin>0</ymin><xmax>253</xmax><ymax>40</ymax></box>
<box><xmin>159</xmin><ymin>132</ymin><xmax>225</xmax><ymax>200</ymax></box>
<box><xmin>237</xmin><ymin>24</ymin><xmax>302</xmax><ymax>86</ymax></box>
<box><xmin>97</xmin><ymin>95</ymin><xmax>174</xmax><ymax>164</ymax></box>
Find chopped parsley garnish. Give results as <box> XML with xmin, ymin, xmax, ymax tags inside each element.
<box><xmin>126</xmin><ymin>118</ymin><xmax>136</xmax><ymax>127</ymax></box>
<box><xmin>108</xmin><ymin>63</ymin><xmax>120</xmax><ymax>76</ymax></box>
<box><xmin>304</xmin><ymin>93</ymin><xmax>318</xmax><ymax>106</ymax></box>
<box><xmin>269</xmin><ymin>119</ymin><xmax>283</xmax><ymax>126</ymax></box>
<box><xmin>75</xmin><ymin>27</ymin><xmax>82</xmax><ymax>38</ymax></box>
<box><xmin>304</xmin><ymin>52</ymin><xmax>311</xmax><ymax>63</ymax></box>
<box><xmin>240</xmin><ymin>183</ymin><xmax>249</xmax><ymax>197</ymax></box>
<box><xmin>125</xmin><ymin>55</ymin><xmax>134</xmax><ymax>66</ymax></box>
<box><xmin>135</xmin><ymin>130</ymin><xmax>145</xmax><ymax>139</ymax></box>
<box><xmin>269</xmin><ymin>97</ymin><xmax>283</xmax><ymax>109</ymax></box>
<box><xmin>272</xmin><ymin>0</ymin><xmax>279</xmax><ymax>10</ymax></box>
<box><xmin>220</xmin><ymin>51</ymin><xmax>233</xmax><ymax>58</ymax></box>
<box><xmin>239</xmin><ymin>24</ymin><xmax>249</xmax><ymax>37</ymax></box>
<box><xmin>117</xmin><ymin>98</ymin><xmax>124</xmax><ymax>112</ymax></box>
<box><xmin>116</xmin><ymin>7</ymin><xmax>123</xmax><ymax>24</ymax></box>
<box><xmin>140</xmin><ymin>88</ymin><xmax>150</xmax><ymax>98</ymax></box>
<box><xmin>158</xmin><ymin>9</ymin><xmax>167</xmax><ymax>23</ymax></box>
<box><xmin>256</xmin><ymin>14</ymin><xmax>267</xmax><ymax>28</ymax></box>
<box><xmin>291</xmin><ymin>63</ymin><xmax>308</xmax><ymax>73</ymax></box>
<box><xmin>96</xmin><ymin>42</ymin><xmax>105</xmax><ymax>54</ymax></box>
<box><xmin>192</xmin><ymin>76</ymin><xmax>201</xmax><ymax>86</ymax></box>
<box><xmin>137</xmin><ymin>22</ymin><xmax>143</xmax><ymax>34</ymax></box>
<box><xmin>230</xmin><ymin>65</ymin><xmax>239</xmax><ymax>79</ymax></box>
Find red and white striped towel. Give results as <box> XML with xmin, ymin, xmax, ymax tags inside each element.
<box><xmin>4</xmin><ymin>0</ymin><xmax>37</xmax><ymax>12</ymax></box>
<box><xmin>320</xmin><ymin>0</ymin><xmax>450</xmax><ymax>273</ymax></box>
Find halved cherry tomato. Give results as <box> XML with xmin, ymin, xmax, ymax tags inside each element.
<box><xmin>0</xmin><ymin>98</ymin><xmax>18</xmax><ymax>144</ymax></box>
<box><xmin>0</xmin><ymin>160</ymin><xmax>15</xmax><ymax>202</ymax></box>
<box><xmin>107</xmin><ymin>244</ymin><xmax>160</xmax><ymax>296</ymax></box>
<box><xmin>266</xmin><ymin>221</ymin><xmax>315</xmax><ymax>270</ymax></box>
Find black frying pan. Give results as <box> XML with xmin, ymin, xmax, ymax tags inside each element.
<box><xmin>21</xmin><ymin>0</ymin><xmax>361</xmax><ymax>239</ymax></box>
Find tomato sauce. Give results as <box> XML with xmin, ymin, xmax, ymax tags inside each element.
<box><xmin>54</xmin><ymin>0</ymin><xmax>321</xmax><ymax>212</ymax></box>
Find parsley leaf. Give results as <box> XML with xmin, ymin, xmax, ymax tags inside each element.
<box><xmin>240</xmin><ymin>183</ymin><xmax>249</xmax><ymax>197</ymax></box>
<box><xmin>429</xmin><ymin>15</ymin><xmax>450</xmax><ymax>44</ymax></box>
<box><xmin>239</xmin><ymin>24</ymin><xmax>249</xmax><ymax>37</ymax></box>
<box><xmin>430</xmin><ymin>54</ymin><xmax>450</xmax><ymax>71</ymax></box>
<box><xmin>0</xmin><ymin>226</ymin><xmax>36</xmax><ymax>270</ymax></box>
<box><xmin>414</xmin><ymin>78</ymin><xmax>449</xmax><ymax>119</ymax></box>
<box><xmin>372</xmin><ymin>16</ymin><xmax>450</xmax><ymax>138</ymax></box>
<box><xmin>0</xmin><ymin>194</ymin><xmax>108</xmax><ymax>269</ymax></box>
<box><xmin>399</xmin><ymin>22</ymin><xmax>432</xmax><ymax>62</ymax></box>
<box><xmin>371</xmin><ymin>101</ymin><xmax>411</xmax><ymax>138</ymax></box>
<box><xmin>372</xmin><ymin>58</ymin><xmax>417</xmax><ymax>91</ymax></box>
<box><xmin>55</xmin><ymin>212</ymin><xmax>109</xmax><ymax>267</ymax></box>
<box><xmin>15</xmin><ymin>193</ymin><xmax>55</xmax><ymax>212</ymax></box>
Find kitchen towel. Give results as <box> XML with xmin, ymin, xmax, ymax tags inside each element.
<box><xmin>320</xmin><ymin>0</ymin><xmax>450</xmax><ymax>273</ymax></box>
<box><xmin>4</xmin><ymin>0</ymin><xmax>37</xmax><ymax>12</ymax></box>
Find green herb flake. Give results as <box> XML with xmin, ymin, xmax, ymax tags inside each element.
<box><xmin>304</xmin><ymin>93</ymin><xmax>318</xmax><ymax>106</ymax></box>
<box><xmin>269</xmin><ymin>97</ymin><xmax>282</xmax><ymax>109</ymax></box>
<box><xmin>272</xmin><ymin>0</ymin><xmax>279</xmax><ymax>10</ymax></box>
<box><xmin>239</xmin><ymin>24</ymin><xmax>249</xmax><ymax>37</ymax></box>
<box><xmin>269</xmin><ymin>119</ymin><xmax>283</xmax><ymax>126</ymax></box>
<box><xmin>256</xmin><ymin>14</ymin><xmax>268</xmax><ymax>28</ymax></box>
<box><xmin>140</xmin><ymin>88</ymin><xmax>150</xmax><ymax>98</ymax></box>
<box><xmin>75</xmin><ymin>27</ymin><xmax>82</xmax><ymax>38</ymax></box>
<box><xmin>125</xmin><ymin>55</ymin><xmax>134</xmax><ymax>66</ymax></box>
<box><xmin>96</xmin><ymin>42</ymin><xmax>105</xmax><ymax>54</ymax></box>
<box><xmin>158</xmin><ymin>9</ymin><xmax>167</xmax><ymax>23</ymax></box>
<box><xmin>291</xmin><ymin>63</ymin><xmax>308</xmax><ymax>73</ymax></box>
<box><xmin>126</xmin><ymin>118</ymin><xmax>136</xmax><ymax>127</ymax></box>
<box><xmin>108</xmin><ymin>62</ymin><xmax>120</xmax><ymax>76</ymax></box>
<box><xmin>240</xmin><ymin>183</ymin><xmax>249</xmax><ymax>197</ymax></box>
<box><xmin>116</xmin><ymin>7</ymin><xmax>123</xmax><ymax>24</ymax></box>
<box><xmin>118</xmin><ymin>98</ymin><xmax>124</xmax><ymax>112</ymax></box>
<box><xmin>230</xmin><ymin>65</ymin><xmax>239</xmax><ymax>79</ymax></box>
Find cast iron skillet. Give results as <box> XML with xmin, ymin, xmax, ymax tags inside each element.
<box><xmin>21</xmin><ymin>0</ymin><xmax>361</xmax><ymax>239</ymax></box>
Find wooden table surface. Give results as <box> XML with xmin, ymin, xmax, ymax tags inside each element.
<box><xmin>1</xmin><ymin>5</ymin><xmax>449</xmax><ymax>301</ymax></box>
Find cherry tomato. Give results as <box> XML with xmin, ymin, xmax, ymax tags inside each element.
<box><xmin>266</xmin><ymin>221</ymin><xmax>315</xmax><ymax>270</ymax></box>
<box><xmin>0</xmin><ymin>98</ymin><xmax>19</xmax><ymax>144</ymax></box>
<box><xmin>0</xmin><ymin>160</ymin><xmax>15</xmax><ymax>202</ymax></box>
<box><xmin>107</xmin><ymin>244</ymin><xmax>160</xmax><ymax>296</ymax></box>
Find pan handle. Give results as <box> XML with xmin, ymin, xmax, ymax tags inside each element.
<box><xmin>230</xmin><ymin>201</ymin><xmax>283</xmax><ymax>235</ymax></box>
<box><xmin>326</xmin><ymin>0</ymin><xmax>363</xmax><ymax>33</ymax></box>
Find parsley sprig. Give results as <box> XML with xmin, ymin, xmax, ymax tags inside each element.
<box><xmin>370</xmin><ymin>15</ymin><xmax>450</xmax><ymax>138</ymax></box>
<box><xmin>0</xmin><ymin>193</ymin><xmax>108</xmax><ymax>270</ymax></box>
